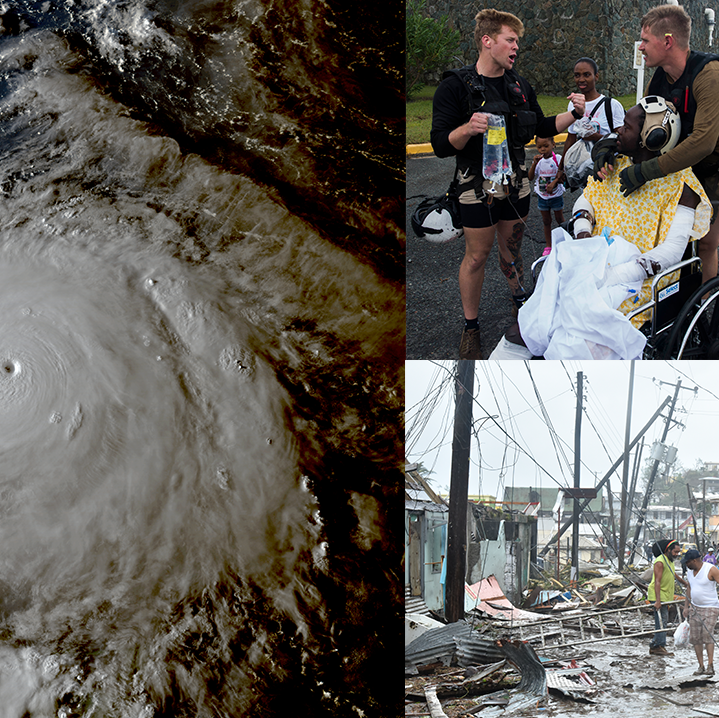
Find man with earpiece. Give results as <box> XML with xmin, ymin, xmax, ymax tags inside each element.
<box><xmin>596</xmin><ymin>4</ymin><xmax>719</xmax><ymax>283</ymax></box>
<box><xmin>489</xmin><ymin>97</ymin><xmax>712</xmax><ymax>359</ymax></box>
<box><xmin>576</xmin><ymin>98</ymin><xmax>709</xmax><ymax>301</ymax></box>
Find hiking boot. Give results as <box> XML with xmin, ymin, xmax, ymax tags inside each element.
<box><xmin>649</xmin><ymin>645</ymin><xmax>673</xmax><ymax>656</ymax></box>
<box><xmin>459</xmin><ymin>327</ymin><xmax>482</xmax><ymax>360</ymax></box>
<box><xmin>707</xmin><ymin>664</ymin><xmax>715</xmax><ymax>676</ymax></box>
<box><xmin>694</xmin><ymin>666</ymin><xmax>706</xmax><ymax>675</ymax></box>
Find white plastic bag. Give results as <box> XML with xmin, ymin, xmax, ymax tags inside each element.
<box><xmin>573</xmin><ymin>116</ymin><xmax>601</xmax><ymax>139</ymax></box>
<box><xmin>674</xmin><ymin>619</ymin><xmax>690</xmax><ymax>649</ymax></box>
<box><xmin>563</xmin><ymin>139</ymin><xmax>594</xmax><ymax>190</ymax></box>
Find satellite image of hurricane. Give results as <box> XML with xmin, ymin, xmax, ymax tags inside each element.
<box><xmin>0</xmin><ymin>2</ymin><xmax>402</xmax><ymax>716</ymax></box>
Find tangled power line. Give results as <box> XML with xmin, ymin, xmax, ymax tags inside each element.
<box><xmin>405</xmin><ymin>361</ymin><xmax>705</xmax><ymax>555</ymax></box>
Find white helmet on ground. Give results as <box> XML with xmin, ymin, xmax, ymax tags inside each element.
<box><xmin>639</xmin><ymin>96</ymin><xmax>681</xmax><ymax>155</ymax></box>
<box><xmin>411</xmin><ymin>193</ymin><xmax>463</xmax><ymax>244</ymax></box>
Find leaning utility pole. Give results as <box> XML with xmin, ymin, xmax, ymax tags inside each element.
<box><xmin>445</xmin><ymin>361</ymin><xmax>475</xmax><ymax>623</ymax></box>
<box><xmin>540</xmin><ymin>395</ymin><xmax>671</xmax><ymax>558</ymax></box>
<box><xmin>628</xmin><ymin>437</ymin><xmax>644</xmax><ymax>520</ymax></box>
<box><xmin>571</xmin><ymin>372</ymin><xmax>584</xmax><ymax>586</ymax></box>
<box><xmin>628</xmin><ymin>380</ymin><xmax>683</xmax><ymax>562</ymax></box>
<box><xmin>606</xmin><ymin>478</ymin><xmax>617</xmax><ymax>558</ymax></box>
<box><xmin>688</xmin><ymin>483</ymin><xmax>700</xmax><ymax>548</ymax></box>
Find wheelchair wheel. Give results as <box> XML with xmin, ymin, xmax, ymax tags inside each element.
<box><xmin>662</xmin><ymin>275</ymin><xmax>719</xmax><ymax>359</ymax></box>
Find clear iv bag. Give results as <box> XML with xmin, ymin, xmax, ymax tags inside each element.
<box><xmin>482</xmin><ymin>114</ymin><xmax>513</xmax><ymax>184</ymax></box>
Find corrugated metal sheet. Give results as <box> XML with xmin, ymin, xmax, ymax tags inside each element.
<box><xmin>405</xmin><ymin>594</ymin><xmax>431</xmax><ymax>616</ymax></box>
<box><xmin>465</xmin><ymin>575</ymin><xmax>546</xmax><ymax>622</ymax></box>
<box><xmin>405</xmin><ymin>466</ymin><xmax>448</xmax><ymax>508</ymax></box>
<box><xmin>455</xmin><ymin>632</ymin><xmax>507</xmax><ymax>667</ymax></box>
<box><xmin>496</xmin><ymin>639</ymin><xmax>547</xmax><ymax>697</ymax></box>
<box><xmin>404</xmin><ymin>621</ymin><xmax>506</xmax><ymax>668</ymax></box>
<box><xmin>405</xmin><ymin>497</ymin><xmax>447</xmax><ymax>512</ymax></box>
<box><xmin>404</xmin><ymin>621</ymin><xmax>473</xmax><ymax>667</ymax></box>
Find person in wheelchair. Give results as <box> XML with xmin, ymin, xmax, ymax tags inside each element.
<box><xmin>490</xmin><ymin>96</ymin><xmax>712</xmax><ymax>359</ymax></box>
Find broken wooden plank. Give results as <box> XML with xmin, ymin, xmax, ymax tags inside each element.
<box><xmin>424</xmin><ymin>687</ymin><xmax>448</xmax><ymax>718</ymax></box>
<box><xmin>461</xmin><ymin>660</ymin><xmax>507</xmax><ymax>685</ymax></box>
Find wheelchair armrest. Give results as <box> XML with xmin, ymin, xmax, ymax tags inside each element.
<box><xmin>530</xmin><ymin>255</ymin><xmax>547</xmax><ymax>282</ymax></box>
<box><xmin>681</xmin><ymin>238</ymin><xmax>699</xmax><ymax>261</ymax></box>
<box><xmin>625</xmin><ymin>253</ymin><xmax>703</xmax><ymax>327</ymax></box>
<box><xmin>649</xmin><ymin>255</ymin><xmax>702</xmax><ymax>291</ymax></box>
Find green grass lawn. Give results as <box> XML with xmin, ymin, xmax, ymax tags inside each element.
<box><xmin>406</xmin><ymin>87</ymin><xmax>635</xmax><ymax>145</ymax></box>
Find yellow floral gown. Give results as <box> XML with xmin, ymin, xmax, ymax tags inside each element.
<box><xmin>583</xmin><ymin>155</ymin><xmax>712</xmax><ymax>326</ymax></box>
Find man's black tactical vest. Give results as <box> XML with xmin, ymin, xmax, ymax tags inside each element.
<box><xmin>442</xmin><ymin>65</ymin><xmax>537</xmax><ymax>176</ymax></box>
<box><xmin>647</xmin><ymin>51</ymin><xmax>719</xmax><ymax>143</ymax></box>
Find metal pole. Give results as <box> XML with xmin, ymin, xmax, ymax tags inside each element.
<box><xmin>627</xmin><ymin>437</ymin><xmax>644</xmax><ymax>556</ymax></box>
<box><xmin>619</xmin><ymin>362</ymin><xmax>635</xmax><ymax>571</ymax></box>
<box><xmin>445</xmin><ymin>361</ymin><xmax>475</xmax><ymax>623</ymax></box>
<box><xmin>628</xmin><ymin>437</ymin><xmax>644</xmax><ymax>510</ymax></box>
<box><xmin>539</xmin><ymin>396</ymin><xmax>671</xmax><ymax>558</ymax></box>
<box><xmin>556</xmin><ymin>502</ymin><xmax>561</xmax><ymax>582</ymax></box>
<box><xmin>628</xmin><ymin>380</ymin><xmax>682</xmax><ymax>563</ymax></box>
<box><xmin>689</xmin><ymin>484</ymin><xmax>700</xmax><ymax>547</ymax></box>
<box><xmin>571</xmin><ymin>372</ymin><xmax>583</xmax><ymax>586</ymax></box>
<box><xmin>606</xmin><ymin>479</ymin><xmax>617</xmax><ymax>560</ymax></box>
<box><xmin>703</xmin><ymin>479</ymin><xmax>707</xmax><ymax>553</ymax></box>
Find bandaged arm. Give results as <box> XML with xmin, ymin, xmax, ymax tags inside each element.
<box><xmin>604</xmin><ymin>205</ymin><xmax>695</xmax><ymax>285</ymax></box>
<box><xmin>571</xmin><ymin>194</ymin><xmax>595</xmax><ymax>237</ymax></box>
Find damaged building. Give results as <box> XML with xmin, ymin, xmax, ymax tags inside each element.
<box><xmin>405</xmin><ymin>480</ymin><xmax>719</xmax><ymax>717</ymax></box>
<box><xmin>405</xmin><ymin>464</ymin><xmax>448</xmax><ymax>617</ymax></box>
<box><xmin>466</xmin><ymin>502</ymin><xmax>537</xmax><ymax>607</ymax></box>
<box><xmin>405</xmin><ymin>465</ymin><xmax>538</xmax><ymax>622</ymax></box>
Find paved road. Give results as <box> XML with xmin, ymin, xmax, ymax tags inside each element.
<box><xmin>407</xmin><ymin>146</ymin><xmax>582</xmax><ymax>360</ymax></box>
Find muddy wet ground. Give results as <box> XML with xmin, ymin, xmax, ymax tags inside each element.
<box><xmin>406</xmin><ymin>627</ymin><xmax>719</xmax><ymax>717</ymax></box>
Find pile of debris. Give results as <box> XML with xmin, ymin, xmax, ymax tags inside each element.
<box><xmin>523</xmin><ymin>557</ymin><xmax>655</xmax><ymax>612</ymax></box>
<box><xmin>405</xmin><ymin>632</ymin><xmax>598</xmax><ymax>718</ymax></box>
<box><xmin>404</xmin><ymin>572</ymin><xmax>705</xmax><ymax>717</ymax></box>
<box><xmin>522</xmin><ymin>573</ymin><xmax>641</xmax><ymax>613</ymax></box>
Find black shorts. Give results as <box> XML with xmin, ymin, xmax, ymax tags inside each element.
<box><xmin>459</xmin><ymin>193</ymin><xmax>531</xmax><ymax>229</ymax></box>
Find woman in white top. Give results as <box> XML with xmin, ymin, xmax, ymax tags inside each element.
<box><xmin>684</xmin><ymin>548</ymin><xmax>719</xmax><ymax>675</ymax></box>
<box><xmin>560</xmin><ymin>58</ymin><xmax>626</xmax><ymax>174</ymax></box>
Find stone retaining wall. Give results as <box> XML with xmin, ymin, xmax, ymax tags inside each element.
<box><xmin>423</xmin><ymin>0</ymin><xmax>716</xmax><ymax>96</ymax></box>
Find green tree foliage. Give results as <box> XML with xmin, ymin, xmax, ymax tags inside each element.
<box><xmin>406</xmin><ymin>0</ymin><xmax>461</xmax><ymax>98</ymax></box>
<box><xmin>641</xmin><ymin>459</ymin><xmax>717</xmax><ymax>507</ymax></box>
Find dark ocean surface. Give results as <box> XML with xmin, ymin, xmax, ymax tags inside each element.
<box><xmin>0</xmin><ymin>2</ymin><xmax>402</xmax><ymax>716</ymax></box>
